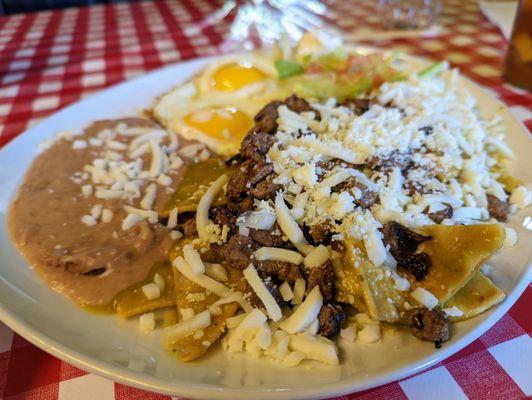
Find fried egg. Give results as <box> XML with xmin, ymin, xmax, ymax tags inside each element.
<box><xmin>152</xmin><ymin>52</ymin><xmax>285</xmax><ymax>156</ymax></box>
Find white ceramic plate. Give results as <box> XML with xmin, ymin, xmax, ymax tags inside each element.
<box><xmin>0</xmin><ymin>51</ymin><xmax>531</xmax><ymax>400</ymax></box>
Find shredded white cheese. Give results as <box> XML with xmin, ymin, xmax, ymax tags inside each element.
<box><xmin>101</xmin><ymin>209</ymin><xmax>113</xmax><ymax>223</ymax></box>
<box><xmin>253</xmin><ymin>247</ymin><xmax>303</xmax><ymax>265</ymax></box>
<box><xmin>196</xmin><ymin>174</ymin><xmax>228</xmax><ymax>243</ymax></box>
<box><xmin>72</xmin><ymin>139</ymin><xmax>88</xmax><ymax>150</ymax></box>
<box><xmin>164</xmin><ymin>310</ymin><xmax>211</xmax><ymax>340</ymax></box>
<box><xmin>303</xmin><ymin>245</ymin><xmax>329</xmax><ymax>269</ymax></box>
<box><xmin>153</xmin><ymin>273</ymin><xmax>165</xmax><ymax>291</ymax></box>
<box><xmin>279</xmin><ymin>281</ymin><xmax>294</xmax><ymax>301</ymax></box>
<box><xmin>81</xmin><ymin>215</ymin><xmax>97</xmax><ymax>226</ymax></box>
<box><xmin>340</xmin><ymin>324</ymin><xmax>357</xmax><ymax>342</ymax></box>
<box><xmin>142</xmin><ymin>283</ymin><xmax>160</xmax><ymax>300</ymax></box>
<box><xmin>90</xmin><ymin>204</ymin><xmax>102</xmax><ymax>220</ymax></box>
<box><xmin>226</xmin><ymin>313</ymin><xmax>247</xmax><ymax>329</ymax></box>
<box><xmin>123</xmin><ymin>205</ymin><xmax>158</xmax><ymax>224</ymax></box>
<box><xmin>157</xmin><ymin>173</ymin><xmax>172</xmax><ymax>186</ymax></box>
<box><xmin>243</xmin><ymin>264</ymin><xmax>283</xmax><ymax>321</ymax></box>
<box><xmin>282</xmin><ymin>351</ymin><xmax>305</xmax><ymax>367</ymax></box>
<box><xmin>503</xmin><ymin>227</ymin><xmax>517</xmax><ymax>247</ymax></box>
<box><xmin>170</xmin><ymin>230</ymin><xmax>183</xmax><ymax>240</ymax></box>
<box><xmin>275</xmin><ymin>192</ymin><xmax>307</xmax><ymax>246</ymax></box>
<box><xmin>204</xmin><ymin>263</ymin><xmax>228</xmax><ymax>282</ymax></box>
<box><xmin>292</xmin><ymin>278</ymin><xmax>306</xmax><ymax>305</ymax></box>
<box><xmin>279</xmin><ymin>286</ymin><xmax>323</xmax><ymax>334</ymax></box>
<box><xmin>357</xmin><ymin>324</ymin><xmax>381</xmax><ymax>343</ymax></box>
<box><xmin>230</xmin><ymin>308</ymin><xmax>267</xmax><ymax>342</ymax></box>
<box><xmin>173</xmin><ymin>256</ymin><xmax>233</xmax><ymax>298</ymax></box>
<box><xmin>122</xmin><ymin>213</ymin><xmax>144</xmax><ymax>230</ymax></box>
<box><xmin>289</xmin><ymin>334</ymin><xmax>338</xmax><ymax>365</ymax></box>
<box><xmin>183</xmin><ymin>244</ymin><xmax>206</xmax><ymax>275</ymax></box>
<box><xmin>81</xmin><ymin>184</ymin><xmax>93</xmax><ymax>196</ymax></box>
<box><xmin>167</xmin><ymin>207</ymin><xmax>179</xmax><ymax>229</ymax></box>
<box><xmin>509</xmin><ymin>186</ymin><xmax>531</xmax><ymax>209</ymax></box>
<box><xmin>443</xmin><ymin>306</ymin><xmax>464</xmax><ymax>318</ymax></box>
<box><xmin>139</xmin><ymin>312</ymin><xmax>155</xmax><ymax>332</ymax></box>
<box><xmin>140</xmin><ymin>183</ymin><xmax>157</xmax><ymax>210</ymax></box>
<box><xmin>411</xmin><ymin>287</ymin><xmax>438</xmax><ymax>309</ymax></box>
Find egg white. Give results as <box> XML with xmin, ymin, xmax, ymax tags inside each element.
<box><xmin>195</xmin><ymin>53</ymin><xmax>278</xmax><ymax>95</ymax></box>
<box><xmin>152</xmin><ymin>51</ymin><xmax>286</xmax><ymax>156</ymax></box>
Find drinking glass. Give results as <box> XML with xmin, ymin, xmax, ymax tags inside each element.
<box><xmin>378</xmin><ymin>0</ymin><xmax>442</xmax><ymax>30</ymax></box>
<box><xmin>184</xmin><ymin>0</ymin><xmax>340</xmax><ymax>52</ymax></box>
<box><xmin>503</xmin><ymin>0</ymin><xmax>532</xmax><ymax>91</ymax></box>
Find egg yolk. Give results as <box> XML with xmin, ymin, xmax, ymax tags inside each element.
<box><xmin>212</xmin><ymin>63</ymin><xmax>266</xmax><ymax>91</ymax></box>
<box><xmin>184</xmin><ymin>107</ymin><xmax>252</xmax><ymax>142</ymax></box>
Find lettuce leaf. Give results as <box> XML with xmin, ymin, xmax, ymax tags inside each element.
<box><xmin>275</xmin><ymin>60</ymin><xmax>305</xmax><ymax>79</ymax></box>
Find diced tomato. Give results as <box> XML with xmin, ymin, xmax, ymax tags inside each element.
<box><xmin>373</xmin><ymin>75</ymin><xmax>384</xmax><ymax>87</ymax></box>
<box><xmin>305</xmin><ymin>63</ymin><xmax>324</xmax><ymax>73</ymax></box>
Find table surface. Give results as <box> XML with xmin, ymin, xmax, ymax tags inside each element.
<box><xmin>0</xmin><ymin>0</ymin><xmax>530</xmax><ymax>399</ymax></box>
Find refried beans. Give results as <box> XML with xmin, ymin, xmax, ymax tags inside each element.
<box><xmin>7</xmin><ymin>118</ymin><xmax>189</xmax><ymax>306</ymax></box>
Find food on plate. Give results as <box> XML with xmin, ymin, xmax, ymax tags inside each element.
<box><xmin>443</xmin><ymin>270</ymin><xmax>505</xmax><ymax>321</ymax></box>
<box><xmin>8</xmin><ymin>119</ymin><xmax>179</xmax><ymax>306</ymax></box>
<box><xmin>7</xmin><ymin>35</ymin><xmax>531</xmax><ymax>367</ymax></box>
<box><xmin>152</xmin><ymin>52</ymin><xmax>282</xmax><ymax>156</ymax></box>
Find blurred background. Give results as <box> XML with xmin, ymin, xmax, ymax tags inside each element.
<box><xmin>0</xmin><ymin>0</ymin><xmax>131</xmax><ymax>15</ymax></box>
<box><xmin>0</xmin><ymin>0</ymin><xmax>532</xmax><ymax>97</ymax></box>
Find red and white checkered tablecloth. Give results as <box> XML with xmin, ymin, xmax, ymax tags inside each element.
<box><xmin>0</xmin><ymin>0</ymin><xmax>530</xmax><ymax>399</ymax></box>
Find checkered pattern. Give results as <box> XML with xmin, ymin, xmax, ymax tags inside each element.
<box><xmin>0</xmin><ymin>0</ymin><xmax>530</xmax><ymax>399</ymax></box>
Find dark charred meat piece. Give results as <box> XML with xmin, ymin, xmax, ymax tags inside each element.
<box><xmin>226</xmin><ymin>196</ymin><xmax>254</xmax><ymax>215</ymax></box>
<box><xmin>397</xmin><ymin>252</ymin><xmax>431</xmax><ymax>281</ymax></box>
<box><xmin>306</xmin><ymin>261</ymin><xmax>335</xmax><ymax>301</ymax></box>
<box><xmin>333</xmin><ymin>177</ymin><xmax>378</xmax><ymax>208</ymax></box>
<box><xmin>83</xmin><ymin>267</ymin><xmax>106</xmax><ymax>276</ymax></box>
<box><xmin>330</xmin><ymin>240</ymin><xmax>346</xmax><ymax>254</ymax></box>
<box><xmin>381</xmin><ymin>221</ymin><xmax>431</xmax><ymax>261</ymax></box>
<box><xmin>295</xmin><ymin>128</ymin><xmax>315</xmax><ymax>138</ymax></box>
<box><xmin>356</xmin><ymin>188</ymin><xmax>379</xmax><ymax>208</ymax></box>
<box><xmin>403</xmin><ymin>307</ymin><xmax>450</xmax><ymax>348</ymax></box>
<box><xmin>240</xmin><ymin>131</ymin><xmax>276</xmax><ymax>160</ymax></box>
<box><xmin>226</xmin><ymin>159</ymin><xmax>273</xmax><ymax>199</ymax></box>
<box><xmin>218</xmin><ymin>234</ymin><xmax>258</xmax><ymax>270</ymax></box>
<box><xmin>249</xmin><ymin>174</ymin><xmax>282</xmax><ymax>200</ymax></box>
<box><xmin>316</xmin><ymin>159</ymin><xmax>340</xmax><ymax>174</ymax></box>
<box><xmin>200</xmin><ymin>248</ymin><xmax>223</xmax><ymax>264</ymax></box>
<box><xmin>487</xmin><ymin>194</ymin><xmax>509</xmax><ymax>222</ymax></box>
<box><xmin>366</xmin><ymin>151</ymin><xmax>412</xmax><ymax>173</ymax></box>
<box><xmin>316</xmin><ymin>159</ymin><xmax>357</xmax><ymax>176</ymax></box>
<box><xmin>253</xmin><ymin>100</ymin><xmax>284</xmax><ymax>133</ymax></box>
<box><xmin>285</xmin><ymin>94</ymin><xmax>320</xmax><ymax>119</ymax></box>
<box><xmin>308</xmin><ymin>220</ymin><xmax>333</xmax><ymax>244</ymax></box>
<box><xmin>210</xmin><ymin>205</ymin><xmax>237</xmax><ymax>231</ymax></box>
<box><xmin>209</xmin><ymin>242</ymin><xmax>226</xmax><ymax>261</ymax></box>
<box><xmin>424</xmin><ymin>203</ymin><xmax>453</xmax><ymax>224</ymax></box>
<box><xmin>225</xmin><ymin>153</ymin><xmax>242</xmax><ymax>166</ymax></box>
<box><xmin>180</xmin><ymin>218</ymin><xmax>197</xmax><ymax>236</ymax></box>
<box><xmin>255</xmin><ymin>260</ymin><xmax>302</xmax><ymax>283</ymax></box>
<box><xmin>404</xmin><ymin>180</ymin><xmax>434</xmax><ymax>196</ymax></box>
<box><xmin>246</xmin><ymin>277</ymin><xmax>282</xmax><ymax>308</ymax></box>
<box><xmin>340</xmin><ymin>98</ymin><xmax>371</xmax><ymax>115</ymax></box>
<box><xmin>249</xmin><ymin>226</ymin><xmax>285</xmax><ymax>248</ymax></box>
<box><xmin>318</xmin><ymin>303</ymin><xmax>346</xmax><ymax>338</ymax></box>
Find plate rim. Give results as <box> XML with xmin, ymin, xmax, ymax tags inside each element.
<box><xmin>0</xmin><ymin>51</ymin><xmax>531</xmax><ymax>399</ymax></box>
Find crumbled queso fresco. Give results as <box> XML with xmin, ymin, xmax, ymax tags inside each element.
<box><xmin>265</xmin><ymin>69</ymin><xmax>529</xmax><ymax>267</ymax></box>
<box><xmin>177</xmin><ymin>66</ymin><xmax>530</xmax><ymax>366</ymax></box>
<box><xmin>58</xmin><ymin>122</ymin><xmax>210</xmax><ymax>233</ymax></box>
